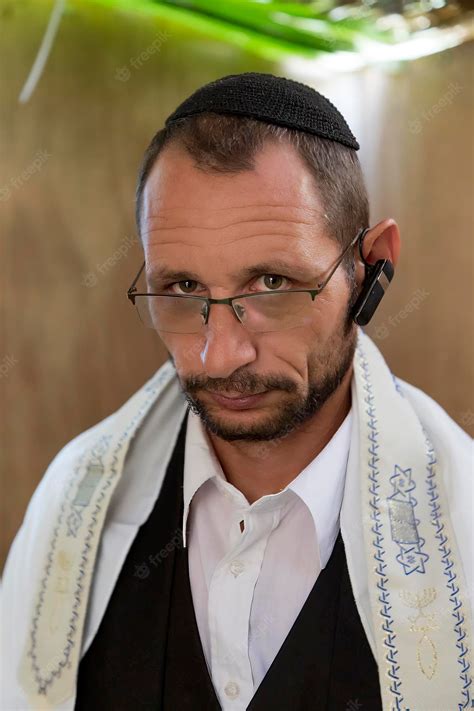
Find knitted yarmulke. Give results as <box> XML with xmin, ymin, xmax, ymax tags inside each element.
<box><xmin>164</xmin><ymin>71</ymin><xmax>359</xmax><ymax>151</ymax></box>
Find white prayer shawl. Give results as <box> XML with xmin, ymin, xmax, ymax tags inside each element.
<box><xmin>1</xmin><ymin>329</ymin><xmax>472</xmax><ymax>710</ymax></box>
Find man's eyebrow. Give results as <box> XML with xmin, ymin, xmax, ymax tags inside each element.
<box><xmin>147</xmin><ymin>260</ymin><xmax>321</xmax><ymax>284</ymax></box>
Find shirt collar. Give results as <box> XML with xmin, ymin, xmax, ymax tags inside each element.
<box><xmin>287</xmin><ymin>409</ymin><xmax>352</xmax><ymax>567</ymax></box>
<box><xmin>182</xmin><ymin>409</ymin><xmax>224</xmax><ymax>547</ymax></box>
<box><xmin>182</xmin><ymin>406</ymin><xmax>352</xmax><ymax>561</ymax></box>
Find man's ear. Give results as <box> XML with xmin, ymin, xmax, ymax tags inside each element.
<box><xmin>359</xmin><ymin>218</ymin><xmax>401</xmax><ymax>267</ymax></box>
<box><xmin>351</xmin><ymin>220</ymin><xmax>400</xmax><ymax>327</ymax></box>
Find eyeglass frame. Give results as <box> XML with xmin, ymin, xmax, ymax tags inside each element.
<box><xmin>126</xmin><ymin>226</ymin><xmax>369</xmax><ymax>330</ymax></box>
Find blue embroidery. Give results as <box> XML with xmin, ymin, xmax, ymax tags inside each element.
<box><xmin>391</xmin><ymin>373</ymin><xmax>404</xmax><ymax>396</ymax></box>
<box><xmin>387</xmin><ymin>465</ymin><xmax>429</xmax><ymax>575</ymax></box>
<box><xmin>358</xmin><ymin>345</ymin><xmax>404</xmax><ymax>709</ymax></box>
<box><xmin>425</xmin><ymin>433</ymin><xmax>472</xmax><ymax>710</ymax></box>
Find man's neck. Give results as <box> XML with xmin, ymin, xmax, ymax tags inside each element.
<box><xmin>207</xmin><ymin>367</ymin><xmax>353</xmax><ymax>505</ymax></box>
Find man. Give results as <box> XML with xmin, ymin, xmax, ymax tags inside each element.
<box><xmin>2</xmin><ymin>72</ymin><xmax>472</xmax><ymax>711</ymax></box>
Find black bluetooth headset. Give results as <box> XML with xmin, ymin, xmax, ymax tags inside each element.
<box><xmin>350</xmin><ymin>227</ymin><xmax>395</xmax><ymax>326</ymax></box>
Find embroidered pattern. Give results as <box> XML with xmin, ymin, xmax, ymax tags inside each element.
<box><xmin>387</xmin><ymin>465</ymin><xmax>429</xmax><ymax>575</ymax></box>
<box><xmin>66</xmin><ymin>436</ymin><xmax>111</xmax><ymax>537</ymax></box>
<box><xmin>26</xmin><ymin>364</ymin><xmax>175</xmax><ymax>696</ymax></box>
<box><xmin>391</xmin><ymin>373</ymin><xmax>404</xmax><ymax>396</ymax></box>
<box><xmin>424</xmin><ymin>433</ymin><xmax>472</xmax><ymax>709</ymax></box>
<box><xmin>357</xmin><ymin>345</ymin><xmax>404</xmax><ymax>709</ymax></box>
<box><xmin>399</xmin><ymin>588</ymin><xmax>438</xmax><ymax>679</ymax></box>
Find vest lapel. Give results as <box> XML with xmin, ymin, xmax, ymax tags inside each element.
<box><xmin>328</xmin><ymin>537</ymin><xmax>382</xmax><ymax>708</ymax></box>
<box><xmin>247</xmin><ymin>534</ymin><xmax>382</xmax><ymax>710</ymax></box>
<box><xmin>162</xmin><ymin>545</ymin><xmax>221</xmax><ymax>709</ymax></box>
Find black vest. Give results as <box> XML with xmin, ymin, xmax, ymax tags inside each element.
<box><xmin>75</xmin><ymin>409</ymin><xmax>382</xmax><ymax>710</ymax></box>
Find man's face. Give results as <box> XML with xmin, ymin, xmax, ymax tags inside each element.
<box><xmin>141</xmin><ymin>139</ymin><xmax>358</xmax><ymax>442</ymax></box>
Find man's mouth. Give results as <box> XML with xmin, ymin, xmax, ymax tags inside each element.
<box><xmin>208</xmin><ymin>390</ymin><xmax>267</xmax><ymax>400</ymax></box>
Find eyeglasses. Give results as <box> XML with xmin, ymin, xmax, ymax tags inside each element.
<box><xmin>127</xmin><ymin>228</ymin><xmax>367</xmax><ymax>334</ymax></box>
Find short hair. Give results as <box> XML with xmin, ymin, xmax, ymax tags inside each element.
<box><xmin>135</xmin><ymin>112</ymin><xmax>369</xmax><ymax>277</ymax></box>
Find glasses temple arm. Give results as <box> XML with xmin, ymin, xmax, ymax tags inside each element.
<box><xmin>128</xmin><ymin>260</ymin><xmax>146</xmax><ymax>295</ymax></box>
<box><xmin>316</xmin><ymin>228</ymin><xmax>367</xmax><ymax>291</ymax></box>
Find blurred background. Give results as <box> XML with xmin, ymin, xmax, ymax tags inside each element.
<box><xmin>1</xmin><ymin>0</ymin><xmax>473</xmax><ymax>570</ymax></box>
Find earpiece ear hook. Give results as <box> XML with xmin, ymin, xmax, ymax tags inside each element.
<box><xmin>351</xmin><ymin>226</ymin><xmax>395</xmax><ymax>327</ymax></box>
<box><xmin>357</xmin><ymin>226</ymin><xmax>373</xmax><ymax>269</ymax></box>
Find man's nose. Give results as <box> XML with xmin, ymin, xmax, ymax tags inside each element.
<box><xmin>200</xmin><ymin>302</ymin><xmax>257</xmax><ymax>379</ymax></box>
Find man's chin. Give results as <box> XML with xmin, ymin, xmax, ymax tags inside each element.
<box><xmin>184</xmin><ymin>392</ymin><xmax>295</xmax><ymax>442</ymax></box>
<box><xmin>185</xmin><ymin>391</ymin><xmax>322</xmax><ymax>443</ymax></box>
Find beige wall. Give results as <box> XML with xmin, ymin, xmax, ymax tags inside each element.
<box><xmin>1</xmin><ymin>0</ymin><xmax>472</xmax><ymax>570</ymax></box>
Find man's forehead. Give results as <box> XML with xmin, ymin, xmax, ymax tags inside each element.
<box><xmin>141</xmin><ymin>142</ymin><xmax>330</xmax><ymax>259</ymax></box>
<box><xmin>141</xmin><ymin>203</ymin><xmax>334</xmax><ymax>280</ymax></box>
<box><xmin>141</xmin><ymin>203</ymin><xmax>327</xmax><ymax>246</ymax></box>
<box><xmin>143</xmin><ymin>220</ymin><xmax>331</xmax><ymax>263</ymax></box>
<box><xmin>142</xmin><ymin>139</ymin><xmax>325</xmax><ymax>225</ymax></box>
<box><xmin>142</xmin><ymin>202</ymin><xmax>324</xmax><ymax>235</ymax></box>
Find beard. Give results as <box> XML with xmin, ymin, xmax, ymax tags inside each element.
<box><xmin>169</xmin><ymin>279</ymin><xmax>359</xmax><ymax>443</ymax></box>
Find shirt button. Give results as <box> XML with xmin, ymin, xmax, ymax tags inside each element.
<box><xmin>224</xmin><ymin>681</ymin><xmax>240</xmax><ymax>699</ymax></box>
<box><xmin>229</xmin><ymin>560</ymin><xmax>245</xmax><ymax>577</ymax></box>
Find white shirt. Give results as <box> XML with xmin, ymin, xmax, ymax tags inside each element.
<box><xmin>182</xmin><ymin>407</ymin><xmax>353</xmax><ymax>710</ymax></box>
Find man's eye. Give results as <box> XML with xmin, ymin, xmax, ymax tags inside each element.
<box><xmin>167</xmin><ymin>280</ymin><xmax>199</xmax><ymax>294</ymax></box>
<box><xmin>255</xmin><ymin>275</ymin><xmax>291</xmax><ymax>291</ymax></box>
<box><xmin>163</xmin><ymin>274</ymin><xmax>292</xmax><ymax>294</ymax></box>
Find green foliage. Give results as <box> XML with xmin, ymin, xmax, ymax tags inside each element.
<box><xmin>94</xmin><ymin>0</ymin><xmax>394</xmax><ymax>60</ymax></box>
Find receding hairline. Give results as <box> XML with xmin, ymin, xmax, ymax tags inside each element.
<box><xmin>137</xmin><ymin>133</ymin><xmax>327</xmax><ymax>236</ymax></box>
<box><xmin>134</xmin><ymin>112</ymin><xmax>369</xmax><ymax>265</ymax></box>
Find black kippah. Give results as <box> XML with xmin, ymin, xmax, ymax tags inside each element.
<box><xmin>164</xmin><ymin>71</ymin><xmax>359</xmax><ymax>151</ymax></box>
